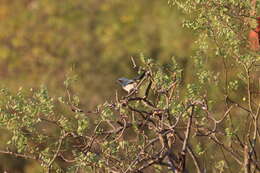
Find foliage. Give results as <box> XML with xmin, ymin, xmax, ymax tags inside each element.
<box><xmin>0</xmin><ymin>53</ymin><xmax>259</xmax><ymax>173</ymax></box>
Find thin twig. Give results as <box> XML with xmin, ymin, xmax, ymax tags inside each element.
<box><xmin>179</xmin><ymin>105</ymin><xmax>194</xmax><ymax>172</ymax></box>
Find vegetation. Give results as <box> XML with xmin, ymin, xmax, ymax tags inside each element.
<box><xmin>0</xmin><ymin>0</ymin><xmax>259</xmax><ymax>172</ymax></box>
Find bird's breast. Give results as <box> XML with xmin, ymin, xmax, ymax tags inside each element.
<box><xmin>123</xmin><ymin>83</ymin><xmax>136</xmax><ymax>93</ymax></box>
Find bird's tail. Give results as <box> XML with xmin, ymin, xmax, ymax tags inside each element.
<box><xmin>133</xmin><ymin>71</ymin><xmax>146</xmax><ymax>81</ymax></box>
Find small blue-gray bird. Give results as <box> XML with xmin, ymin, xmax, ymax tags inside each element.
<box><xmin>117</xmin><ymin>77</ymin><xmax>137</xmax><ymax>93</ymax></box>
<box><xmin>117</xmin><ymin>72</ymin><xmax>146</xmax><ymax>93</ymax></box>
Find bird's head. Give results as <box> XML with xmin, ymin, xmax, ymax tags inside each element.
<box><xmin>117</xmin><ymin>77</ymin><xmax>133</xmax><ymax>86</ymax></box>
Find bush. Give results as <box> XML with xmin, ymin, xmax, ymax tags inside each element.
<box><xmin>0</xmin><ymin>0</ymin><xmax>259</xmax><ymax>172</ymax></box>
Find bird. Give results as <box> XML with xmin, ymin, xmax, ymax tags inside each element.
<box><xmin>117</xmin><ymin>72</ymin><xmax>146</xmax><ymax>93</ymax></box>
<box><xmin>117</xmin><ymin>77</ymin><xmax>137</xmax><ymax>93</ymax></box>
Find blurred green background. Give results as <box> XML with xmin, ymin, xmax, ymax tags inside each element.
<box><xmin>0</xmin><ymin>0</ymin><xmax>194</xmax><ymax>107</ymax></box>
<box><xmin>0</xmin><ymin>0</ymin><xmax>197</xmax><ymax>172</ymax></box>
